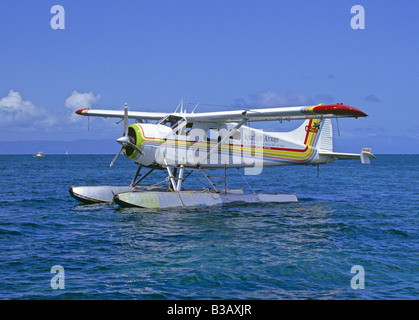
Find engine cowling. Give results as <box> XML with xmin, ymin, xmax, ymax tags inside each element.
<box><xmin>123</xmin><ymin>123</ymin><xmax>172</xmax><ymax>166</ymax></box>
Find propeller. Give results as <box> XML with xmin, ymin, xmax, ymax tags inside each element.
<box><xmin>110</xmin><ymin>103</ymin><xmax>143</xmax><ymax>167</ymax></box>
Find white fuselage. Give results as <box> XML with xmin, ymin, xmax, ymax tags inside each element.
<box><xmin>125</xmin><ymin>118</ymin><xmax>334</xmax><ymax>169</ymax></box>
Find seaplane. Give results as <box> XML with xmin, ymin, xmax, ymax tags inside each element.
<box><xmin>69</xmin><ymin>101</ymin><xmax>375</xmax><ymax>209</ymax></box>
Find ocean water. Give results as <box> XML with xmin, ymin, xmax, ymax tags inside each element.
<box><xmin>0</xmin><ymin>154</ymin><xmax>417</xmax><ymax>300</ymax></box>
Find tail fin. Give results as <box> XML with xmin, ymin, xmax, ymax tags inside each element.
<box><xmin>289</xmin><ymin>118</ymin><xmax>333</xmax><ymax>150</ymax></box>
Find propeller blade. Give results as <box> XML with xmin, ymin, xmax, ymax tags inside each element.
<box><xmin>124</xmin><ymin>103</ymin><xmax>128</xmax><ymax>136</ymax></box>
<box><xmin>110</xmin><ymin>103</ymin><xmax>141</xmax><ymax>167</ymax></box>
<box><xmin>110</xmin><ymin>148</ymin><xmax>123</xmax><ymax>167</ymax></box>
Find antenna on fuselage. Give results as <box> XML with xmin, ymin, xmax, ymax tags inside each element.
<box><xmin>174</xmin><ymin>99</ymin><xmax>184</xmax><ymax>113</ymax></box>
<box><xmin>191</xmin><ymin>102</ymin><xmax>200</xmax><ymax>113</ymax></box>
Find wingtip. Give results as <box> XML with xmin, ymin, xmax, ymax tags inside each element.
<box><xmin>312</xmin><ymin>104</ymin><xmax>368</xmax><ymax>118</ymax></box>
<box><xmin>75</xmin><ymin>108</ymin><xmax>89</xmax><ymax>115</ymax></box>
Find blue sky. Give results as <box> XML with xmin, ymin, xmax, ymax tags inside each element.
<box><xmin>0</xmin><ymin>0</ymin><xmax>418</xmax><ymax>154</ymax></box>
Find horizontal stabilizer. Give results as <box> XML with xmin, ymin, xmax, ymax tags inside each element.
<box><xmin>319</xmin><ymin>147</ymin><xmax>376</xmax><ymax>164</ymax></box>
<box><xmin>360</xmin><ymin>148</ymin><xmax>375</xmax><ymax>164</ymax></box>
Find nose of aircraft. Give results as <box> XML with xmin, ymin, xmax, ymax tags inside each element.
<box><xmin>117</xmin><ymin>135</ymin><xmax>130</xmax><ymax>146</ymax></box>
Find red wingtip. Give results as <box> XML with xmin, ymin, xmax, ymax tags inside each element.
<box><xmin>312</xmin><ymin>104</ymin><xmax>368</xmax><ymax>117</ymax></box>
<box><xmin>75</xmin><ymin>108</ymin><xmax>89</xmax><ymax>115</ymax></box>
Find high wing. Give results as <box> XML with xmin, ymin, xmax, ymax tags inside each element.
<box><xmin>184</xmin><ymin>104</ymin><xmax>367</xmax><ymax>122</ymax></box>
<box><xmin>75</xmin><ymin>108</ymin><xmax>167</xmax><ymax>121</ymax></box>
<box><xmin>75</xmin><ymin>103</ymin><xmax>367</xmax><ymax>123</ymax></box>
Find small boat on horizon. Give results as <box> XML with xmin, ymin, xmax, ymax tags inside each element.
<box><xmin>34</xmin><ymin>151</ymin><xmax>45</xmax><ymax>157</ymax></box>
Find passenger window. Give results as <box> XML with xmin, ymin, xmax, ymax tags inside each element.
<box><xmin>206</xmin><ymin>128</ymin><xmax>220</xmax><ymax>142</ymax></box>
<box><xmin>184</xmin><ymin>123</ymin><xmax>193</xmax><ymax>135</ymax></box>
<box><xmin>230</xmin><ymin>131</ymin><xmax>241</xmax><ymax>141</ymax></box>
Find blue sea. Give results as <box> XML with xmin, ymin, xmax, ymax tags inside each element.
<box><xmin>0</xmin><ymin>154</ymin><xmax>417</xmax><ymax>300</ymax></box>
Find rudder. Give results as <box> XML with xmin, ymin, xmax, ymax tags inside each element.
<box><xmin>296</xmin><ymin>118</ymin><xmax>333</xmax><ymax>150</ymax></box>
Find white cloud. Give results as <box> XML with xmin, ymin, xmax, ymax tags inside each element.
<box><xmin>0</xmin><ymin>90</ymin><xmax>59</xmax><ymax>129</ymax></box>
<box><xmin>65</xmin><ymin>91</ymin><xmax>101</xmax><ymax>122</ymax></box>
<box><xmin>0</xmin><ymin>90</ymin><xmax>37</xmax><ymax>124</ymax></box>
<box><xmin>65</xmin><ymin>91</ymin><xmax>101</xmax><ymax>110</ymax></box>
<box><xmin>0</xmin><ymin>89</ymin><xmax>108</xmax><ymax>140</ymax></box>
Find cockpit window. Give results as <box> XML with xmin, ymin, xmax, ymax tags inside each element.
<box><xmin>161</xmin><ymin>115</ymin><xmax>184</xmax><ymax>128</ymax></box>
